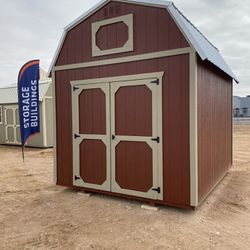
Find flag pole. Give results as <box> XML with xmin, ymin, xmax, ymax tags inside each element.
<box><xmin>22</xmin><ymin>146</ymin><xmax>25</xmax><ymax>162</ymax></box>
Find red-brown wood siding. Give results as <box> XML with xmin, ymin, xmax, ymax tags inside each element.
<box><xmin>115</xmin><ymin>141</ymin><xmax>153</xmax><ymax>192</ymax></box>
<box><xmin>115</xmin><ymin>85</ymin><xmax>152</xmax><ymax>136</ymax></box>
<box><xmin>96</xmin><ymin>21</ymin><xmax>128</xmax><ymax>50</ymax></box>
<box><xmin>197</xmin><ymin>57</ymin><xmax>233</xmax><ymax>203</ymax></box>
<box><xmin>80</xmin><ymin>139</ymin><xmax>107</xmax><ymax>185</ymax></box>
<box><xmin>55</xmin><ymin>54</ymin><xmax>190</xmax><ymax>207</ymax></box>
<box><xmin>79</xmin><ymin>88</ymin><xmax>106</xmax><ymax>135</ymax></box>
<box><xmin>55</xmin><ymin>1</ymin><xmax>189</xmax><ymax>66</ymax></box>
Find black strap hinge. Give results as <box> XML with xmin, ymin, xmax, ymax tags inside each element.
<box><xmin>75</xmin><ymin>175</ymin><xmax>81</xmax><ymax>181</ymax></box>
<box><xmin>151</xmin><ymin>79</ymin><xmax>159</xmax><ymax>85</ymax></box>
<box><xmin>74</xmin><ymin>134</ymin><xmax>80</xmax><ymax>139</ymax></box>
<box><xmin>151</xmin><ymin>137</ymin><xmax>160</xmax><ymax>143</ymax></box>
<box><xmin>152</xmin><ymin>187</ymin><xmax>161</xmax><ymax>193</ymax></box>
<box><xmin>73</xmin><ymin>86</ymin><xmax>79</xmax><ymax>91</ymax></box>
<box><xmin>112</xmin><ymin>135</ymin><xmax>115</xmax><ymax>140</ymax></box>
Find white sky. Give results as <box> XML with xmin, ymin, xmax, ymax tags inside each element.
<box><xmin>0</xmin><ymin>0</ymin><xmax>249</xmax><ymax>96</ymax></box>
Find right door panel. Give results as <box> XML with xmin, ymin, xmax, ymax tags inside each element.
<box><xmin>111</xmin><ymin>79</ymin><xmax>163</xmax><ymax>200</ymax></box>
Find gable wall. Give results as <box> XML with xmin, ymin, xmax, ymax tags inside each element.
<box><xmin>55</xmin><ymin>1</ymin><xmax>189</xmax><ymax>66</ymax></box>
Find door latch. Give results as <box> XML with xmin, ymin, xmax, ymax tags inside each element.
<box><xmin>152</xmin><ymin>187</ymin><xmax>161</xmax><ymax>193</ymax></box>
<box><xmin>151</xmin><ymin>79</ymin><xmax>159</xmax><ymax>85</ymax></box>
<box><xmin>151</xmin><ymin>137</ymin><xmax>160</xmax><ymax>143</ymax></box>
<box><xmin>75</xmin><ymin>175</ymin><xmax>81</xmax><ymax>181</ymax></box>
<box><xmin>74</xmin><ymin>134</ymin><xmax>80</xmax><ymax>139</ymax></box>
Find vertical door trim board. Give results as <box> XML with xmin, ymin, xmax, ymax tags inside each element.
<box><xmin>189</xmin><ymin>51</ymin><xmax>198</xmax><ymax>206</ymax></box>
<box><xmin>71</xmin><ymin>83</ymin><xmax>111</xmax><ymax>191</ymax></box>
<box><xmin>52</xmin><ymin>70</ymin><xmax>57</xmax><ymax>184</ymax></box>
<box><xmin>15</xmin><ymin>107</ymin><xmax>20</xmax><ymax>145</ymax></box>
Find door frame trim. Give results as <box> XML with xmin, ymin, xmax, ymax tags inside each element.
<box><xmin>71</xmin><ymin>71</ymin><xmax>164</xmax><ymax>199</ymax></box>
<box><xmin>110</xmin><ymin>77</ymin><xmax>163</xmax><ymax>200</ymax></box>
<box><xmin>71</xmin><ymin>72</ymin><xmax>164</xmax><ymax>87</ymax></box>
<box><xmin>71</xmin><ymin>82</ymin><xmax>111</xmax><ymax>191</ymax></box>
<box><xmin>4</xmin><ymin>105</ymin><xmax>21</xmax><ymax>145</ymax></box>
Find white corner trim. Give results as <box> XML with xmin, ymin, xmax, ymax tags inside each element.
<box><xmin>190</xmin><ymin>51</ymin><xmax>198</xmax><ymax>207</ymax></box>
<box><xmin>42</xmin><ymin>100</ymin><xmax>47</xmax><ymax>147</ymax></box>
<box><xmin>0</xmin><ymin>106</ymin><xmax>3</xmax><ymax>124</ymax></box>
<box><xmin>52</xmin><ymin>70</ymin><xmax>57</xmax><ymax>184</ymax></box>
<box><xmin>92</xmin><ymin>14</ymin><xmax>134</xmax><ymax>57</ymax></box>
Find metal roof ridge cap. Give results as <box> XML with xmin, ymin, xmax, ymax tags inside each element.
<box><xmin>64</xmin><ymin>0</ymin><xmax>172</xmax><ymax>32</ymax></box>
<box><xmin>115</xmin><ymin>0</ymin><xmax>172</xmax><ymax>8</ymax></box>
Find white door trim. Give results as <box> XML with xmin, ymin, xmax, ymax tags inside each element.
<box><xmin>71</xmin><ymin>83</ymin><xmax>111</xmax><ymax>191</ymax></box>
<box><xmin>71</xmin><ymin>72</ymin><xmax>164</xmax><ymax>200</ymax></box>
<box><xmin>4</xmin><ymin>105</ymin><xmax>21</xmax><ymax>145</ymax></box>
<box><xmin>110</xmin><ymin>77</ymin><xmax>163</xmax><ymax>200</ymax></box>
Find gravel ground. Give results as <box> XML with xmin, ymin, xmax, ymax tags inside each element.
<box><xmin>0</xmin><ymin>125</ymin><xmax>250</xmax><ymax>250</ymax></box>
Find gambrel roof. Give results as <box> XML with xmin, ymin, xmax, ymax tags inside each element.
<box><xmin>48</xmin><ymin>0</ymin><xmax>238</xmax><ymax>82</ymax></box>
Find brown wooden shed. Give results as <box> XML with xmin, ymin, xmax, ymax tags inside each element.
<box><xmin>49</xmin><ymin>0</ymin><xmax>238</xmax><ymax>208</ymax></box>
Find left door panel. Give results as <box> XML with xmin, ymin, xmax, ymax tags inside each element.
<box><xmin>4</xmin><ymin>106</ymin><xmax>21</xmax><ymax>145</ymax></box>
<box><xmin>72</xmin><ymin>83</ymin><xmax>110</xmax><ymax>191</ymax></box>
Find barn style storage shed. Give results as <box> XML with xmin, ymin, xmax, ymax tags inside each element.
<box><xmin>49</xmin><ymin>0</ymin><xmax>238</xmax><ymax>208</ymax></box>
<box><xmin>0</xmin><ymin>79</ymin><xmax>53</xmax><ymax>148</ymax></box>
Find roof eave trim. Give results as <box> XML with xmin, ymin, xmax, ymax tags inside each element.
<box><xmin>47</xmin><ymin>31</ymin><xmax>67</xmax><ymax>77</ymax></box>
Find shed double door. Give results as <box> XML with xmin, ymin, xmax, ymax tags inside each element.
<box><xmin>4</xmin><ymin>106</ymin><xmax>21</xmax><ymax>144</ymax></box>
<box><xmin>72</xmin><ymin>77</ymin><xmax>163</xmax><ymax>200</ymax></box>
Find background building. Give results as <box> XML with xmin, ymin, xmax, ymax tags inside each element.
<box><xmin>233</xmin><ymin>96</ymin><xmax>250</xmax><ymax>117</ymax></box>
<box><xmin>0</xmin><ymin>70</ymin><xmax>53</xmax><ymax>148</ymax></box>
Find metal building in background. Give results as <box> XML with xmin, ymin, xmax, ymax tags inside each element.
<box><xmin>233</xmin><ymin>96</ymin><xmax>250</xmax><ymax>117</ymax></box>
<box><xmin>0</xmin><ymin>77</ymin><xmax>53</xmax><ymax>148</ymax></box>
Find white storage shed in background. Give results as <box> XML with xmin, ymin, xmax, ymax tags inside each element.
<box><xmin>0</xmin><ymin>73</ymin><xmax>53</xmax><ymax>148</ymax></box>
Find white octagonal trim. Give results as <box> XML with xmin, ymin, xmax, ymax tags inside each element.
<box><xmin>92</xmin><ymin>14</ymin><xmax>134</xmax><ymax>57</ymax></box>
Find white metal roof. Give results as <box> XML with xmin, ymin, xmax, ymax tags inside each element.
<box><xmin>0</xmin><ymin>79</ymin><xmax>51</xmax><ymax>105</ymax></box>
<box><xmin>48</xmin><ymin>0</ymin><xmax>238</xmax><ymax>82</ymax></box>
